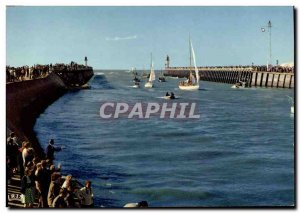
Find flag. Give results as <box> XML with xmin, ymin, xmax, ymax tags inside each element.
<box><xmin>261</xmin><ymin>28</ymin><xmax>265</xmax><ymax>32</ymax></box>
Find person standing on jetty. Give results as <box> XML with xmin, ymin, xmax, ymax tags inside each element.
<box><xmin>46</xmin><ymin>139</ymin><xmax>62</xmax><ymax>162</ymax></box>
<box><xmin>62</xmin><ymin>174</ymin><xmax>72</xmax><ymax>189</ymax></box>
<box><xmin>35</xmin><ymin>163</ymin><xmax>44</xmax><ymax>207</ymax></box>
<box><xmin>7</xmin><ymin>132</ymin><xmax>18</xmax><ymax>145</ymax></box>
<box><xmin>6</xmin><ymin>132</ymin><xmax>19</xmax><ymax>183</ymax></box>
<box><xmin>79</xmin><ymin>180</ymin><xmax>94</xmax><ymax>208</ymax></box>
<box><xmin>36</xmin><ymin>160</ymin><xmax>51</xmax><ymax>208</ymax></box>
<box><xmin>18</xmin><ymin>141</ymin><xmax>29</xmax><ymax>178</ymax></box>
<box><xmin>7</xmin><ymin>138</ymin><xmax>19</xmax><ymax>174</ymax></box>
<box><xmin>52</xmin><ymin>188</ymin><xmax>68</xmax><ymax>208</ymax></box>
<box><xmin>21</xmin><ymin>142</ymin><xmax>31</xmax><ymax>167</ymax></box>
<box><xmin>48</xmin><ymin>172</ymin><xmax>62</xmax><ymax>207</ymax></box>
<box><xmin>21</xmin><ymin>168</ymin><xmax>35</xmax><ymax>208</ymax></box>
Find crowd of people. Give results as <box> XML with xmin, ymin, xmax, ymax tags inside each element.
<box><xmin>252</xmin><ymin>65</ymin><xmax>294</xmax><ymax>73</ymax></box>
<box><xmin>6</xmin><ymin>132</ymin><xmax>94</xmax><ymax>208</ymax></box>
<box><xmin>6</xmin><ymin>65</ymin><xmax>51</xmax><ymax>82</ymax></box>
<box><xmin>167</xmin><ymin>65</ymin><xmax>294</xmax><ymax>73</ymax></box>
<box><xmin>6</xmin><ymin>62</ymin><xmax>92</xmax><ymax>83</ymax></box>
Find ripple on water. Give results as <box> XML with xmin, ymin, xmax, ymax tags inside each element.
<box><xmin>34</xmin><ymin>71</ymin><xmax>295</xmax><ymax>207</ymax></box>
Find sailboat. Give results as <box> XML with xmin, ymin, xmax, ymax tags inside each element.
<box><xmin>145</xmin><ymin>54</ymin><xmax>156</xmax><ymax>88</ymax></box>
<box><xmin>178</xmin><ymin>37</ymin><xmax>200</xmax><ymax>90</ymax></box>
<box><xmin>132</xmin><ymin>74</ymin><xmax>140</xmax><ymax>83</ymax></box>
<box><xmin>132</xmin><ymin>81</ymin><xmax>140</xmax><ymax>88</ymax></box>
<box><xmin>231</xmin><ymin>81</ymin><xmax>246</xmax><ymax>89</ymax></box>
<box><xmin>158</xmin><ymin>70</ymin><xmax>166</xmax><ymax>82</ymax></box>
<box><xmin>142</xmin><ymin>67</ymin><xmax>148</xmax><ymax>78</ymax></box>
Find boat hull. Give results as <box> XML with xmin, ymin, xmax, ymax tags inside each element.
<box><xmin>232</xmin><ymin>82</ymin><xmax>246</xmax><ymax>89</ymax></box>
<box><xmin>158</xmin><ymin>77</ymin><xmax>166</xmax><ymax>82</ymax></box>
<box><xmin>145</xmin><ymin>82</ymin><xmax>153</xmax><ymax>88</ymax></box>
<box><xmin>179</xmin><ymin>84</ymin><xmax>199</xmax><ymax>90</ymax></box>
<box><xmin>163</xmin><ymin>96</ymin><xmax>177</xmax><ymax>100</ymax></box>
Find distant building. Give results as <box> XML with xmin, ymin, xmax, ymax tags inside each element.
<box><xmin>165</xmin><ymin>55</ymin><xmax>170</xmax><ymax>68</ymax></box>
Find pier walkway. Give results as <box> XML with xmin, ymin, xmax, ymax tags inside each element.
<box><xmin>164</xmin><ymin>66</ymin><xmax>294</xmax><ymax>88</ymax></box>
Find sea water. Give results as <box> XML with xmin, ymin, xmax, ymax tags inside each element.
<box><xmin>35</xmin><ymin>70</ymin><xmax>294</xmax><ymax>207</ymax></box>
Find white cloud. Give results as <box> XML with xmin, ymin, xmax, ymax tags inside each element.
<box><xmin>105</xmin><ymin>35</ymin><xmax>137</xmax><ymax>41</ymax></box>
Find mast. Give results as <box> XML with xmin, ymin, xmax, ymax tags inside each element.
<box><xmin>150</xmin><ymin>52</ymin><xmax>152</xmax><ymax>68</ymax></box>
<box><xmin>188</xmin><ymin>34</ymin><xmax>192</xmax><ymax>83</ymax></box>
<box><xmin>190</xmin><ymin>40</ymin><xmax>200</xmax><ymax>84</ymax></box>
<box><xmin>149</xmin><ymin>53</ymin><xmax>155</xmax><ymax>82</ymax></box>
<box><xmin>149</xmin><ymin>53</ymin><xmax>152</xmax><ymax>82</ymax></box>
<box><xmin>189</xmin><ymin>34</ymin><xmax>192</xmax><ymax>70</ymax></box>
<box><xmin>268</xmin><ymin>20</ymin><xmax>272</xmax><ymax>67</ymax></box>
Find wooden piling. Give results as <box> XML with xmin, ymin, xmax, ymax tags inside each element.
<box><xmin>271</xmin><ymin>73</ymin><xmax>275</xmax><ymax>87</ymax></box>
<box><xmin>276</xmin><ymin>74</ymin><xmax>280</xmax><ymax>88</ymax></box>
<box><xmin>254</xmin><ymin>72</ymin><xmax>258</xmax><ymax>86</ymax></box>
<box><xmin>259</xmin><ymin>73</ymin><xmax>263</xmax><ymax>87</ymax></box>
<box><xmin>289</xmin><ymin>75</ymin><xmax>293</xmax><ymax>89</ymax></box>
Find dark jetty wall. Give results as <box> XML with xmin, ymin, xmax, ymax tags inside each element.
<box><xmin>7</xmin><ymin>73</ymin><xmax>68</xmax><ymax>158</ymax></box>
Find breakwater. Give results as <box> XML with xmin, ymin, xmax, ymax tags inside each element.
<box><xmin>6</xmin><ymin>69</ymin><xmax>94</xmax><ymax>159</ymax></box>
<box><xmin>164</xmin><ymin>67</ymin><xmax>294</xmax><ymax>88</ymax></box>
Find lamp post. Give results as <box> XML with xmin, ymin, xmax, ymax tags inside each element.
<box><xmin>268</xmin><ymin>21</ymin><xmax>272</xmax><ymax>69</ymax></box>
<box><xmin>261</xmin><ymin>21</ymin><xmax>272</xmax><ymax>70</ymax></box>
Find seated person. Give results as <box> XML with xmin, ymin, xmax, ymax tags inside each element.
<box><xmin>170</xmin><ymin>92</ymin><xmax>175</xmax><ymax>99</ymax></box>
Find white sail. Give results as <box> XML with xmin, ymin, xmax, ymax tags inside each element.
<box><xmin>190</xmin><ymin>41</ymin><xmax>199</xmax><ymax>83</ymax></box>
<box><xmin>149</xmin><ymin>61</ymin><xmax>156</xmax><ymax>82</ymax></box>
<box><xmin>178</xmin><ymin>37</ymin><xmax>200</xmax><ymax>90</ymax></box>
<box><xmin>145</xmin><ymin>55</ymin><xmax>155</xmax><ymax>88</ymax></box>
<box><xmin>189</xmin><ymin>72</ymin><xmax>196</xmax><ymax>84</ymax></box>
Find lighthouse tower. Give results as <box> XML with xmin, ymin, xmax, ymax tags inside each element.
<box><xmin>84</xmin><ymin>56</ymin><xmax>88</xmax><ymax>67</ymax></box>
<box><xmin>165</xmin><ymin>55</ymin><xmax>170</xmax><ymax>68</ymax></box>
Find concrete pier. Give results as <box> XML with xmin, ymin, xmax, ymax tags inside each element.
<box><xmin>164</xmin><ymin>67</ymin><xmax>294</xmax><ymax>88</ymax></box>
<box><xmin>6</xmin><ymin>68</ymin><xmax>94</xmax><ymax>159</ymax></box>
<box><xmin>6</xmin><ymin>64</ymin><xmax>93</xmax><ymax>208</ymax></box>
<box><xmin>248</xmin><ymin>71</ymin><xmax>294</xmax><ymax>88</ymax></box>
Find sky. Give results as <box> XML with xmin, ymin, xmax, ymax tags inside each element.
<box><xmin>6</xmin><ymin>6</ymin><xmax>294</xmax><ymax>69</ymax></box>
